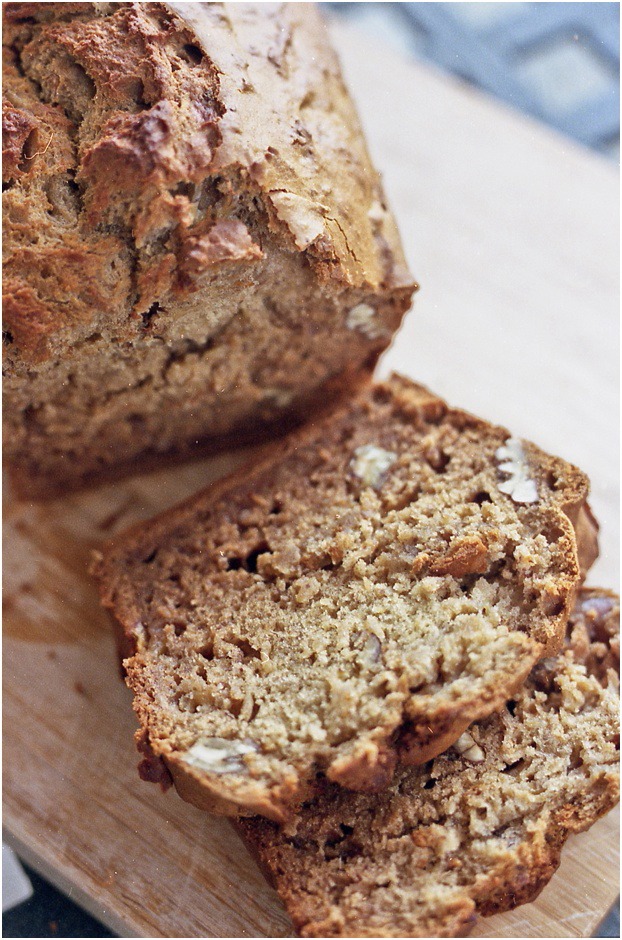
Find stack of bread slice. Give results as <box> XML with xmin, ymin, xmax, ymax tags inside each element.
<box><xmin>238</xmin><ymin>587</ymin><xmax>619</xmax><ymax>938</ymax></box>
<box><xmin>93</xmin><ymin>375</ymin><xmax>619</xmax><ymax>937</ymax></box>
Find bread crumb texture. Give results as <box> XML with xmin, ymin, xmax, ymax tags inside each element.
<box><xmin>94</xmin><ymin>376</ymin><xmax>594</xmax><ymax>822</ymax></box>
<box><xmin>2</xmin><ymin>2</ymin><xmax>415</xmax><ymax>494</ymax></box>
<box><xmin>239</xmin><ymin>588</ymin><xmax>620</xmax><ymax>937</ymax></box>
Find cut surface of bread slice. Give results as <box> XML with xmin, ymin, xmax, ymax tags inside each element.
<box><xmin>239</xmin><ymin>588</ymin><xmax>620</xmax><ymax>938</ymax></box>
<box><xmin>93</xmin><ymin>375</ymin><xmax>596</xmax><ymax>822</ymax></box>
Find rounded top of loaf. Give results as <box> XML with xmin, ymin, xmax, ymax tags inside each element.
<box><xmin>2</xmin><ymin>2</ymin><xmax>414</xmax><ymax>362</ymax></box>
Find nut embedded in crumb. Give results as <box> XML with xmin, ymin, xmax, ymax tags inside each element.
<box><xmin>262</xmin><ymin>387</ymin><xmax>294</xmax><ymax>408</ymax></box>
<box><xmin>429</xmin><ymin>535</ymin><xmax>489</xmax><ymax>578</ymax></box>
<box><xmin>365</xmin><ymin>632</ymin><xmax>382</xmax><ymax>664</ymax></box>
<box><xmin>452</xmin><ymin>731</ymin><xmax>485</xmax><ymax>762</ymax></box>
<box><xmin>367</xmin><ymin>200</ymin><xmax>386</xmax><ymax>223</ymax></box>
<box><xmin>495</xmin><ymin>438</ymin><xmax>538</xmax><ymax>504</ymax></box>
<box><xmin>181</xmin><ymin>737</ymin><xmax>257</xmax><ymax>775</ymax></box>
<box><xmin>346</xmin><ymin>303</ymin><xmax>387</xmax><ymax>340</ymax></box>
<box><xmin>354</xmin><ymin>631</ymin><xmax>382</xmax><ymax>664</ymax></box>
<box><xmin>350</xmin><ymin>444</ymin><xmax>397</xmax><ymax>488</ymax></box>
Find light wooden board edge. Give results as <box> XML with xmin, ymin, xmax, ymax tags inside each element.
<box><xmin>2</xmin><ymin>831</ymin><xmax>143</xmax><ymax>940</ymax></box>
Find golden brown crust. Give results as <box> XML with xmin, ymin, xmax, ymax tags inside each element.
<box><xmin>572</xmin><ymin>501</ymin><xmax>600</xmax><ymax>578</ymax></box>
<box><xmin>164</xmin><ymin>2</ymin><xmax>413</xmax><ymax>291</ymax></box>
<box><xmin>3</xmin><ymin>2</ymin><xmax>416</xmax><ymax>493</ymax></box>
<box><xmin>93</xmin><ymin>375</ymin><xmax>595</xmax><ymax>823</ymax></box>
<box><xmin>165</xmin><ymin>754</ymin><xmax>313</xmax><ymax>824</ymax></box>
<box><xmin>135</xmin><ymin>728</ymin><xmax>173</xmax><ymax>791</ymax></box>
<box><xmin>239</xmin><ymin>588</ymin><xmax>620</xmax><ymax>938</ymax></box>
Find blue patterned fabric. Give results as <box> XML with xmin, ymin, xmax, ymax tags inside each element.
<box><xmin>326</xmin><ymin>2</ymin><xmax>620</xmax><ymax>158</ymax></box>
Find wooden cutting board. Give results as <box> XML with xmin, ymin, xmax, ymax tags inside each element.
<box><xmin>3</xmin><ymin>18</ymin><xmax>619</xmax><ymax>940</ymax></box>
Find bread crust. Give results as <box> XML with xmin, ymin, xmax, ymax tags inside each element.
<box><xmin>3</xmin><ymin>2</ymin><xmax>416</xmax><ymax>494</ymax></box>
<box><xmin>93</xmin><ymin>375</ymin><xmax>597</xmax><ymax>823</ymax></box>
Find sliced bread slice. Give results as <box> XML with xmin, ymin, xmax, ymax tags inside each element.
<box><xmin>93</xmin><ymin>375</ymin><xmax>597</xmax><ymax>822</ymax></box>
<box><xmin>239</xmin><ymin>588</ymin><xmax>620</xmax><ymax>938</ymax></box>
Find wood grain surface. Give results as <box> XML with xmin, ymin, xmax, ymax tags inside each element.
<box><xmin>3</xmin><ymin>18</ymin><xmax>619</xmax><ymax>940</ymax></box>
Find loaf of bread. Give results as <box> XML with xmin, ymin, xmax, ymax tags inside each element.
<box><xmin>239</xmin><ymin>588</ymin><xmax>620</xmax><ymax>938</ymax></box>
<box><xmin>93</xmin><ymin>375</ymin><xmax>598</xmax><ymax>822</ymax></box>
<box><xmin>2</xmin><ymin>2</ymin><xmax>415</xmax><ymax>496</ymax></box>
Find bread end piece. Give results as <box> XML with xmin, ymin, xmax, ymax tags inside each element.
<box><xmin>3</xmin><ymin>2</ymin><xmax>416</xmax><ymax>496</ymax></box>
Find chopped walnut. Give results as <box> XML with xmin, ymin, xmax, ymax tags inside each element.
<box><xmin>346</xmin><ymin>303</ymin><xmax>386</xmax><ymax>340</ymax></box>
<box><xmin>350</xmin><ymin>444</ymin><xmax>397</xmax><ymax>488</ymax></box>
<box><xmin>453</xmin><ymin>732</ymin><xmax>485</xmax><ymax>762</ymax></box>
<box><xmin>367</xmin><ymin>200</ymin><xmax>386</xmax><ymax>223</ymax></box>
<box><xmin>269</xmin><ymin>190</ymin><xmax>325</xmax><ymax>249</ymax></box>
<box><xmin>429</xmin><ymin>536</ymin><xmax>489</xmax><ymax>578</ymax></box>
<box><xmin>495</xmin><ymin>438</ymin><xmax>538</xmax><ymax>504</ymax></box>
<box><xmin>181</xmin><ymin>737</ymin><xmax>257</xmax><ymax>775</ymax></box>
<box><xmin>352</xmin><ymin>630</ymin><xmax>382</xmax><ymax>665</ymax></box>
<box><xmin>262</xmin><ymin>387</ymin><xmax>294</xmax><ymax>408</ymax></box>
<box><xmin>365</xmin><ymin>632</ymin><xmax>382</xmax><ymax>664</ymax></box>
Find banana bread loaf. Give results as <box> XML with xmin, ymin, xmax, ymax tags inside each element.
<box><xmin>239</xmin><ymin>588</ymin><xmax>620</xmax><ymax>938</ymax></box>
<box><xmin>2</xmin><ymin>1</ymin><xmax>415</xmax><ymax>496</ymax></box>
<box><xmin>93</xmin><ymin>375</ymin><xmax>598</xmax><ymax>822</ymax></box>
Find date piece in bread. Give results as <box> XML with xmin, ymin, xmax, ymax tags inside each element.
<box><xmin>239</xmin><ymin>588</ymin><xmax>620</xmax><ymax>938</ymax></box>
<box><xmin>93</xmin><ymin>375</ymin><xmax>598</xmax><ymax>822</ymax></box>
<box><xmin>2</xmin><ymin>2</ymin><xmax>415</xmax><ymax>496</ymax></box>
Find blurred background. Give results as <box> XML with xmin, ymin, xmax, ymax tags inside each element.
<box><xmin>3</xmin><ymin>2</ymin><xmax>619</xmax><ymax>937</ymax></box>
<box><xmin>326</xmin><ymin>1</ymin><xmax>620</xmax><ymax>159</ymax></box>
